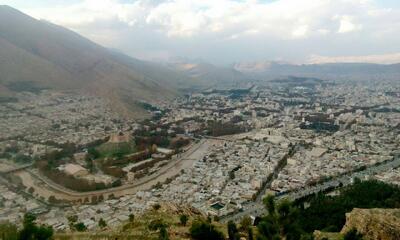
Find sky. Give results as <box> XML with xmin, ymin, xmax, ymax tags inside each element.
<box><xmin>2</xmin><ymin>0</ymin><xmax>400</xmax><ymax>65</ymax></box>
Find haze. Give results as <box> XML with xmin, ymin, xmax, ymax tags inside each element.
<box><xmin>3</xmin><ymin>0</ymin><xmax>400</xmax><ymax>65</ymax></box>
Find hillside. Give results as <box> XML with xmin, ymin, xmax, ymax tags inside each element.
<box><xmin>164</xmin><ymin>57</ymin><xmax>253</xmax><ymax>88</ymax></box>
<box><xmin>53</xmin><ymin>203</ymin><xmax>219</xmax><ymax>240</ymax></box>
<box><xmin>0</xmin><ymin>6</ymin><xmax>197</xmax><ymax>117</ymax></box>
<box><xmin>233</xmin><ymin>61</ymin><xmax>400</xmax><ymax>81</ymax></box>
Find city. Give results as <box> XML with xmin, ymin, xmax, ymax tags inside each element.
<box><xmin>1</xmin><ymin>77</ymin><xmax>399</xmax><ymax>232</ymax></box>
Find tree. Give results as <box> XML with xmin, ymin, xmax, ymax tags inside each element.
<box><xmin>344</xmin><ymin>228</ymin><xmax>363</xmax><ymax>240</ymax></box>
<box><xmin>153</xmin><ymin>203</ymin><xmax>161</xmax><ymax>211</ymax></box>
<box><xmin>159</xmin><ymin>225</ymin><xmax>169</xmax><ymax>240</ymax></box>
<box><xmin>189</xmin><ymin>220</ymin><xmax>225</xmax><ymax>240</ymax></box>
<box><xmin>240</xmin><ymin>216</ymin><xmax>252</xmax><ymax>232</ymax></box>
<box><xmin>179</xmin><ymin>214</ymin><xmax>188</xmax><ymax>226</ymax></box>
<box><xmin>98</xmin><ymin>218</ymin><xmax>107</xmax><ymax>228</ymax></box>
<box><xmin>257</xmin><ymin>196</ymin><xmax>302</xmax><ymax>240</ymax></box>
<box><xmin>129</xmin><ymin>214</ymin><xmax>135</xmax><ymax>223</ymax></box>
<box><xmin>227</xmin><ymin>220</ymin><xmax>239</xmax><ymax>240</ymax></box>
<box><xmin>248</xmin><ymin>227</ymin><xmax>254</xmax><ymax>240</ymax></box>
<box><xmin>18</xmin><ymin>213</ymin><xmax>53</xmax><ymax>240</ymax></box>
<box><xmin>74</xmin><ymin>222</ymin><xmax>87</xmax><ymax>232</ymax></box>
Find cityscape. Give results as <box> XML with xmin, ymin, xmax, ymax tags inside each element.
<box><xmin>1</xmin><ymin>1</ymin><xmax>400</xmax><ymax>239</ymax></box>
<box><xmin>1</xmin><ymin>77</ymin><xmax>399</xmax><ymax>233</ymax></box>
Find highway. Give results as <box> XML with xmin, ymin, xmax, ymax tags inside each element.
<box><xmin>221</xmin><ymin>155</ymin><xmax>400</xmax><ymax>223</ymax></box>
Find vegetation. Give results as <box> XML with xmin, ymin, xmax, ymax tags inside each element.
<box><xmin>0</xmin><ymin>222</ymin><xmax>18</xmax><ymax>240</ymax></box>
<box><xmin>189</xmin><ymin>220</ymin><xmax>225</xmax><ymax>240</ymax></box>
<box><xmin>207</xmin><ymin>121</ymin><xmax>247</xmax><ymax>137</ymax></box>
<box><xmin>98</xmin><ymin>218</ymin><xmax>107</xmax><ymax>228</ymax></box>
<box><xmin>297</xmin><ymin>179</ymin><xmax>400</xmax><ymax>232</ymax></box>
<box><xmin>227</xmin><ymin>220</ymin><xmax>239</xmax><ymax>240</ymax></box>
<box><xmin>96</xmin><ymin>141</ymin><xmax>136</xmax><ymax>158</ymax></box>
<box><xmin>0</xmin><ymin>213</ymin><xmax>53</xmax><ymax>240</ymax></box>
<box><xmin>179</xmin><ymin>214</ymin><xmax>188</xmax><ymax>226</ymax></box>
<box><xmin>73</xmin><ymin>222</ymin><xmax>87</xmax><ymax>232</ymax></box>
<box><xmin>257</xmin><ymin>195</ymin><xmax>305</xmax><ymax>240</ymax></box>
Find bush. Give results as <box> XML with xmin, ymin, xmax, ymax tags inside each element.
<box><xmin>98</xmin><ymin>218</ymin><xmax>107</xmax><ymax>228</ymax></box>
<box><xmin>189</xmin><ymin>220</ymin><xmax>225</xmax><ymax>240</ymax></box>
<box><xmin>74</xmin><ymin>222</ymin><xmax>87</xmax><ymax>232</ymax></box>
<box><xmin>179</xmin><ymin>214</ymin><xmax>188</xmax><ymax>226</ymax></box>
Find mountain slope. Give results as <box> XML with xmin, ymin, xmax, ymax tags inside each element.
<box><xmin>0</xmin><ymin>6</ymin><xmax>194</xmax><ymax>117</ymax></box>
<box><xmin>233</xmin><ymin>61</ymin><xmax>400</xmax><ymax>81</ymax></box>
<box><xmin>164</xmin><ymin>57</ymin><xmax>252</xmax><ymax>88</ymax></box>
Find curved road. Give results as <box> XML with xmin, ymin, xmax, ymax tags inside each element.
<box><xmin>15</xmin><ymin>139</ymin><xmax>212</xmax><ymax>202</ymax></box>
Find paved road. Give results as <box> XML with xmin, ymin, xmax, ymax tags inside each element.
<box><xmin>221</xmin><ymin>155</ymin><xmax>400</xmax><ymax>222</ymax></box>
<box><xmin>15</xmin><ymin>139</ymin><xmax>211</xmax><ymax>202</ymax></box>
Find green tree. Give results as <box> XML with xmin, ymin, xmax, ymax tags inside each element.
<box><xmin>227</xmin><ymin>221</ymin><xmax>239</xmax><ymax>240</ymax></box>
<box><xmin>240</xmin><ymin>216</ymin><xmax>252</xmax><ymax>232</ymax></box>
<box><xmin>98</xmin><ymin>218</ymin><xmax>107</xmax><ymax>228</ymax></box>
<box><xmin>189</xmin><ymin>220</ymin><xmax>225</xmax><ymax>240</ymax></box>
<box><xmin>159</xmin><ymin>225</ymin><xmax>169</xmax><ymax>240</ymax></box>
<box><xmin>257</xmin><ymin>196</ymin><xmax>302</xmax><ymax>240</ymax></box>
<box><xmin>18</xmin><ymin>213</ymin><xmax>53</xmax><ymax>240</ymax></box>
<box><xmin>74</xmin><ymin>222</ymin><xmax>87</xmax><ymax>232</ymax></box>
<box><xmin>179</xmin><ymin>214</ymin><xmax>188</xmax><ymax>226</ymax></box>
<box><xmin>248</xmin><ymin>227</ymin><xmax>254</xmax><ymax>240</ymax></box>
<box><xmin>129</xmin><ymin>214</ymin><xmax>135</xmax><ymax>223</ymax></box>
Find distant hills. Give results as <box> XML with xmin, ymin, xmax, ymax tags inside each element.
<box><xmin>233</xmin><ymin>60</ymin><xmax>400</xmax><ymax>81</ymax></box>
<box><xmin>162</xmin><ymin>57</ymin><xmax>252</xmax><ymax>88</ymax></box>
<box><xmin>1</xmin><ymin>5</ymin><xmax>399</xmax><ymax>117</ymax></box>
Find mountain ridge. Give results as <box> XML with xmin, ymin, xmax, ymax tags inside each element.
<box><xmin>0</xmin><ymin>5</ymin><xmax>195</xmax><ymax>117</ymax></box>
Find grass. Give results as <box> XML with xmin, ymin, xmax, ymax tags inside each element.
<box><xmin>96</xmin><ymin>142</ymin><xmax>136</xmax><ymax>158</ymax></box>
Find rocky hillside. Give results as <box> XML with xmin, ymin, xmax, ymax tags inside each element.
<box><xmin>53</xmin><ymin>203</ymin><xmax>211</xmax><ymax>240</ymax></box>
<box><xmin>341</xmin><ymin>208</ymin><xmax>400</xmax><ymax>240</ymax></box>
<box><xmin>314</xmin><ymin>208</ymin><xmax>400</xmax><ymax>240</ymax></box>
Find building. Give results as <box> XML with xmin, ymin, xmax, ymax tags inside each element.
<box><xmin>63</xmin><ymin>164</ymin><xmax>89</xmax><ymax>177</ymax></box>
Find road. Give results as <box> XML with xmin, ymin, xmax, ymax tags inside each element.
<box><xmin>221</xmin><ymin>155</ymin><xmax>400</xmax><ymax>222</ymax></box>
<box><xmin>0</xmin><ymin>163</ymin><xmax>33</xmax><ymax>174</ymax></box>
<box><xmin>15</xmin><ymin>139</ymin><xmax>213</xmax><ymax>202</ymax></box>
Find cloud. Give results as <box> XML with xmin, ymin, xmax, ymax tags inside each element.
<box><xmin>308</xmin><ymin>53</ymin><xmax>400</xmax><ymax>64</ymax></box>
<box><xmin>337</xmin><ymin>15</ymin><xmax>362</xmax><ymax>33</ymax></box>
<box><xmin>17</xmin><ymin>0</ymin><xmax>400</xmax><ymax>64</ymax></box>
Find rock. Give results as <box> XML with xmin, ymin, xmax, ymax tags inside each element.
<box><xmin>341</xmin><ymin>208</ymin><xmax>400</xmax><ymax>240</ymax></box>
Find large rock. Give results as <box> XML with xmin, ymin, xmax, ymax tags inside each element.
<box><xmin>341</xmin><ymin>208</ymin><xmax>400</xmax><ymax>240</ymax></box>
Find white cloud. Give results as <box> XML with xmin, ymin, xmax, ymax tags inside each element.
<box><xmin>24</xmin><ymin>0</ymin><xmax>377</xmax><ymax>38</ymax></box>
<box><xmin>292</xmin><ymin>25</ymin><xmax>309</xmax><ymax>38</ymax></box>
<box><xmin>337</xmin><ymin>15</ymin><xmax>362</xmax><ymax>33</ymax></box>
<box><xmin>308</xmin><ymin>53</ymin><xmax>400</xmax><ymax>64</ymax></box>
<box><xmin>16</xmin><ymin>0</ymin><xmax>400</xmax><ymax>63</ymax></box>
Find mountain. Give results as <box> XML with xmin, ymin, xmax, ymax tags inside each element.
<box><xmin>0</xmin><ymin>6</ymin><xmax>196</xmax><ymax>118</ymax></box>
<box><xmin>163</xmin><ymin>57</ymin><xmax>253</xmax><ymax>88</ymax></box>
<box><xmin>233</xmin><ymin>61</ymin><xmax>400</xmax><ymax>81</ymax></box>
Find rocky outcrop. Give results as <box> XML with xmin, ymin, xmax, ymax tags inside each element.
<box><xmin>341</xmin><ymin>208</ymin><xmax>400</xmax><ymax>240</ymax></box>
